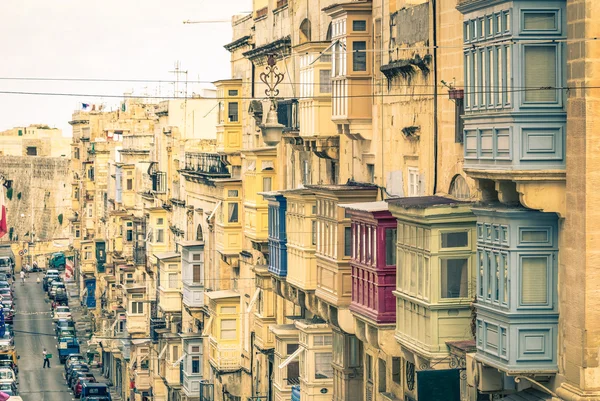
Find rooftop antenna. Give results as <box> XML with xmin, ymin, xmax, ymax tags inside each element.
<box><xmin>169</xmin><ymin>61</ymin><xmax>188</xmax><ymax>99</ymax></box>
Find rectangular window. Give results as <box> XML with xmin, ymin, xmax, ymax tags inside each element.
<box><xmin>353</xmin><ymin>20</ymin><xmax>367</xmax><ymax>31</ymax></box>
<box><xmin>220</xmin><ymin>319</ymin><xmax>236</xmax><ymax>340</ymax></box>
<box><xmin>168</xmin><ymin>273</ymin><xmax>178</xmax><ymax>289</ymax></box>
<box><xmin>126</xmin><ymin>179</ymin><xmax>133</xmax><ymax>190</ymax></box>
<box><xmin>352</xmin><ymin>41</ymin><xmax>367</xmax><ymax>71</ymax></box>
<box><xmin>378</xmin><ymin>358</ymin><xmax>387</xmax><ymax>392</ymax></box>
<box><xmin>366</xmin><ymin>354</ymin><xmax>373</xmax><ymax>381</ymax></box>
<box><xmin>157</xmin><ymin>218</ymin><xmax>164</xmax><ymax>225</ymax></box>
<box><xmin>192</xmin><ymin>356</ymin><xmax>200</xmax><ymax>373</ymax></box>
<box><xmin>344</xmin><ymin>227</ymin><xmax>352</xmax><ymax>257</ymax></box>
<box><xmin>155</xmin><ymin>229</ymin><xmax>164</xmax><ymax>243</ymax></box>
<box><xmin>385</xmin><ymin>228</ymin><xmax>397</xmax><ymax>265</ymax></box>
<box><xmin>227</xmin><ymin>203</ymin><xmax>239</xmax><ymax>223</ymax></box>
<box><xmin>524</xmin><ymin>46</ymin><xmax>557</xmax><ymax>102</ymax></box>
<box><xmin>130</xmin><ymin>301</ymin><xmax>143</xmax><ymax>314</ymax></box>
<box><xmin>192</xmin><ymin>264</ymin><xmax>202</xmax><ymax>284</ymax></box>
<box><xmin>263</xmin><ymin>177</ymin><xmax>272</xmax><ymax>192</ymax></box>
<box><xmin>441</xmin><ymin>258</ymin><xmax>469</xmax><ymax>298</ymax></box>
<box><xmin>228</xmin><ymin>89</ymin><xmax>239</xmax><ymax>96</ymax></box>
<box><xmin>319</xmin><ymin>70</ymin><xmax>332</xmax><ymax>93</ymax></box>
<box><xmin>26</xmin><ymin>146</ymin><xmax>37</xmax><ymax>156</ymax></box>
<box><xmin>523</xmin><ymin>12</ymin><xmax>556</xmax><ymax>30</ymax></box>
<box><xmin>392</xmin><ymin>357</ymin><xmax>401</xmax><ymax>384</ymax></box>
<box><xmin>312</xmin><ymin>221</ymin><xmax>317</xmax><ymax>246</ymax></box>
<box><xmin>408</xmin><ymin>168</ymin><xmax>419</xmax><ymax>196</ymax></box>
<box><xmin>228</xmin><ymin>190</ymin><xmax>239</xmax><ymax>198</ymax></box>
<box><xmin>314</xmin><ymin>353</ymin><xmax>333</xmax><ymax>379</ymax></box>
<box><xmin>228</xmin><ymin>102</ymin><xmax>239</xmax><ymax>122</ymax></box>
<box><xmin>521</xmin><ymin>257</ymin><xmax>548</xmax><ymax>304</ymax></box>
<box><xmin>441</xmin><ymin>231</ymin><xmax>469</xmax><ymax>248</ymax></box>
<box><xmin>367</xmin><ymin>164</ymin><xmax>375</xmax><ymax>184</ymax></box>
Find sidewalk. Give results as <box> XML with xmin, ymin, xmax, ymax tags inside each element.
<box><xmin>64</xmin><ymin>279</ymin><xmax>123</xmax><ymax>400</ymax></box>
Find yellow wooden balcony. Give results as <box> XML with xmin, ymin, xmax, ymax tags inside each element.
<box><xmin>215</xmin><ymin>224</ymin><xmax>242</xmax><ymax>256</ymax></box>
<box><xmin>84</xmin><ymin>179</ymin><xmax>94</xmax><ymax>192</ymax></box>
<box><xmin>158</xmin><ymin>287</ymin><xmax>181</xmax><ymax>313</ymax></box>
<box><xmin>216</xmin><ymin>125</ymin><xmax>242</xmax><ymax>154</ymax></box>
<box><xmin>254</xmin><ymin>315</ymin><xmax>277</xmax><ymax>350</ymax></box>
<box><xmin>208</xmin><ymin>339</ymin><xmax>241</xmax><ymax>372</ymax></box>
<box><xmin>159</xmin><ymin>359</ymin><xmax>181</xmax><ymax>386</ymax></box>
<box><xmin>126</xmin><ymin>313</ymin><xmax>148</xmax><ymax>335</ymax></box>
<box><xmin>243</xmin><ymin>205</ymin><xmax>269</xmax><ymax>242</ymax></box>
<box><xmin>134</xmin><ymin>369</ymin><xmax>151</xmax><ymax>391</ymax></box>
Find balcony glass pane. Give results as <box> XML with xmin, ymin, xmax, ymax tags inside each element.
<box><xmin>521</xmin><ymin>257</ymin><xmax>548</xmax><ymax>304</ymax></box>
<box><xmin>228</xmin><ymin>203</ymin><xmax>239</xmax><ymax>223</ymax></box>
<box><xmin>385</xmin><ymin>228</ymin><xmax>397</xmax><ymax>265</ymax></box>
<box><xmin>228</xmin><ymin>102</ymin><xmax>239</xmax><ymax>123</ymax></box>
<box><xmin>344</xmin><ymin>227</ymin><xmax>352</xmax><ymax>257</ymax></box>
<box><xmin>523</xmin><ymin>12</ymin><xmax>556</xmax><ymax>30</ymax></box>
<box><xmin>315</xmin><ymin>353</ymin><xmax>333</xmax><ymax>379</ymax></box>
<box><xmin>441</xmin><ymin>231</ymin><xmax>469</xmax><ymax>248</ymax></box>
<box><xmin>220</xmin><ymin>319</ymin><xmax>237</xmax><ymax>340</ymax></box>
<box><xmin>524</xmin><ymin>46</ymin><xmax>557</xmax><ymax>102</ymax></box>
<box><xmin>320</xmin><ymin>69</ymin><xmax>332</xmax><ymax>93</ymax></box>
<box><xmin>352</xmin><ymin>41</ymin><xmax>367</xmax><ymax>71</ymax></box>
<box><xmin>441</xmin><ymin>258</ymin><xmax>468</xmax><ymax>299</ymax></box>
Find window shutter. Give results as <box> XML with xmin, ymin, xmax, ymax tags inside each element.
<box><xmin>525</xmin><ymin>46</ymin><xmax>557</xmax><ymax>102</ymax></box>
<box><xmin>521</xmin><ymin>257</ymin><xmax>548</xmax><ymax>304</ymax></box>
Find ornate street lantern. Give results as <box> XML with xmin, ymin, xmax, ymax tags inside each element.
<box><xmin>259</xmin><ymin>54</ymin><xmax>285</xmax><ymax>146</ymax></box>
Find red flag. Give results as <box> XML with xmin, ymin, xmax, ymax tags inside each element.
<box><xmin>0</xmin><ymin>184</ymin><xmax>7</xmax><ymax>239</ymax></box>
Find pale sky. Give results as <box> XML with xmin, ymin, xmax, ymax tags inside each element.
<box><xmin>0</xmin><ymin>0</ymin><xmax>251</xmax><ymax>135</ymax></box>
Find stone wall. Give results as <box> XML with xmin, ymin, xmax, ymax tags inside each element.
<box><xmin>0</xmin><ymin>156</ymin><xmax>71</xmax><ymax>243</ymax></box>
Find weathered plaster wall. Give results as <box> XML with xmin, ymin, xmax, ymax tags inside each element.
<box><xmin>0</xmin><ymin>156</ymin><xmax>71</xmax><ymax>243</ymax></box>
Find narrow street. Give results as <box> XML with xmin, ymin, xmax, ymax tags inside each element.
<box><xmin>13</xmin><ymin>276</ymin><xmax>73</xmax><ymax>401</ymax></box>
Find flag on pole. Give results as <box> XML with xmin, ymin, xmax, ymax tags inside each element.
<box><xmin>81</xmin><ymin>103</ymin><xmax>90</xmax><ymax>110</ymax></box>
<box><xmin>0</xmin><ymin>184</ymin><xmax>7</xmax><ymax>239</ymax></box>
<box><xmin>65</xmin><ymin>258</ymin><xmax>74</xmax><ymax>281</ymax></box>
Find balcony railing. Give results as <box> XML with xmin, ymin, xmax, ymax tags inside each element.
<box><xmin>209</xmin><ymin>340</ymin><xmax>241</xmax><ymax>371</ymax></box>
<box><xmin>184</xmin><ymin>153</ymin><xmax>229</xmax><ymax>176</ymax></box>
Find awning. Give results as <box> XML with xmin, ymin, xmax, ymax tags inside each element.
<box><xmin>172</xmin><ymin>354</ymin><xmax>185</xmax><ymax>367</ymax></box>
<box><xmin>201</xmin><ymin>316</ymin><xmax>214</xmax><ymax>337</ymax></box>
<box><xmin>247</xmin><ymin>288</ymin><xmax>261</xmax><ymax>313</ymax></box>
<box><xmin>500</xmin><ymin>389</ymin><xmax>552</xmax><ymax>401</ymax></box>
<box><xmin>278</xmin><ymin>347</ymin><xmax>303</xmax><ymax>369</ymax></box>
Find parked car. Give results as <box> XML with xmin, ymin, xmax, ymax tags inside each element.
<box><xmin>42</xmin><ymin>270</ymin><xmax>60</xmax><ymax>291</ymax></box>
<box><xmin>0</xmin><ymin>288</ymin><xmax>13</xmax><ymax>300</ymax></box>
<box><xmin>53</xmin><ymin>306</ymin><xmax>71</xmax><ymax>321</ymax></box>
<box><xmin>55</xmin><ymin>319</ymin><xmax>75</xmax><ymax>334</ymax></box>
<box><xmin>48</xmin><ymin>252</ymin><xmax>66</xmax><ymax>270</ymax></box>
<box><xmin>67</xmin><ymin>364</ymin><xmax>89</xmax><ymax>387</ymax></box>
<box><xmin>0</xmin><ymin>332</ymin><xmax>14</xmax><ymax>351</ymax></box>
<box><xmin>64</xmin><ymin>354</ymin><xmax>86</xmax><ymax>372</ymax></box>
<box><xmin>1</xmin><ymin>300</ymin><xmax>15</xmax><ymax>311</ymax></box>
<box><xmin>0</xmin><ymin>257</ymin><xmax>13</xmax><ymax>276</ymax></box>
<box><xmin>0</xmin><ymin>380</ymin><xmax>17</xmax><ymax>396</ymax></box>
<box><xmin>73</xmin><ymin>374</ymin><xmax>96</xmax><ymax>398</ymax></box>
<box><xmin>2</xmin><ymin>308</ymin><xmax>14</xmax><ymax>324</ymax></box>
<box><xmin>49</xmin><ymin>281</ymin><xmax>66</xmax><ymax>300</ymax></box>
<box><xmin>0</xmin><ymin>282</ymin><xmax>10</xmax><ymax>291</ymax></box>
<box><xmin>57</xmin><ymin>327</ymin><xmax>76</xmax><ymax>340</ymax></box>
<box><xmin>0</xmin><ymin>367</ymin><xmax>16</xmax><ymax>382</ymax></box>
<box><xmin>71</xmin><ymin>371</ymin><xmax>95</xmax><ymax>391</ymax></box>
<box><xmin>0</xmin><ymin>351</ymin><xmax>18</xmax><ymax>375</ymax></box>
<box><xmin>80</xmin><ymin>383</ymin><xmax>111</xmax><ymax>401</ymax></box>
<box><xmin>54</xmin><ymin>287</ymin><xmax>69</xmax><ymax>304</ymax></box>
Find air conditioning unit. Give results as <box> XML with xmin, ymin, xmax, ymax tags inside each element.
<box><xmin>466</xmin><ymin>354</ymin><xmax>503</xmax><ymax>392</ymax></box>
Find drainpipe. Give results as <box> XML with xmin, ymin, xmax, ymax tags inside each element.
<box><xmin>432</xmin><ymin>0</ymin><xmax>439</xmax><ymax>195</ymax></box>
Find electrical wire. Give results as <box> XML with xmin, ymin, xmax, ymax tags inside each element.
<box><xmin>0</xmin><ymin>86</ymin><xmax>573</xmax><ymax>101</ymax></box>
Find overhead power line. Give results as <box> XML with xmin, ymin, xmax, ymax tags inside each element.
<box><xmin>0</xmin><ymin>86</ymin><xmax>573</xmax><ymax>101</ymax></box>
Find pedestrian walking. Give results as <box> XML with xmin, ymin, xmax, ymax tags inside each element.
<box><xmin>19</xmin><ymin>270</ymin><xmax>25</xmax><ymax>285</ymax></box>
<box><xmin>42</xmin><ymin>348</ymin><xmax>51</xmax><ymax>368</ymax></box>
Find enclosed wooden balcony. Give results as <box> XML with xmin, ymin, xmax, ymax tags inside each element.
<box><xmin>134</xmin><ymin>369</ymin><xmax>151</xmax><ymax>391</ymax></box>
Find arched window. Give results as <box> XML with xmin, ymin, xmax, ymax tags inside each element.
<box><xmin>449</xmin><ymin>175</ymin><xmax>471</xmax><ymax>200</ymax></box>
<box><xmin>196</xmin><ymin>224</ymin><xmax>203</xmax><ymax>241</ymax></box>
<box><xmin>326</xmin><ymin>22</ymin><xmax>332</xmax><ymax>41</ymax></box>
<box><xmin>300</xmin><ymin>19</ymin><xmax>311</xmax><ymax>44</ymax></box>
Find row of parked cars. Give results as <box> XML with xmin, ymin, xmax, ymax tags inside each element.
<box><xmin>0</xmin><ymin>274</ymin><xmax>21</xmax><ymax>399</ymax></box>
<box><xmin>44</xmin><ymin>270</ymin><xmax>111</xmax><ymax>401</ymax></box>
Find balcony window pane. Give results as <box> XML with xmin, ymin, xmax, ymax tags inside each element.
<box><xmin>320</xmin><ymin>70</ymin><xmax>332</xmax><ymax>93</ymax></box>
<box><xmin>441</xmin><ymin>231</ymin><xmax>469</xmax><ymax>248</ymax></box>
<box><xmin>156</xmin><ymin>229</ymin><xmax>164</xmax><ymax>243</ymax></box>
<box><xmin>524</xmin><ymin>46</ymin><xmax>557</xmax><ymax>102</ymax></box>
<box><xmin>220</xmin><ymin>319</ymin><xmax>237</xmax><ymax>340</ymax></box>
<box><xmin>441</xmin><ymin>258</ymin><xmax>468</xmax><ymax>299</ymax></box>
<box><xmin>352</xmin><ymin>41</ymin><xmax>367</xmax><ymax>72</ymax></box>
<box><xmin>385</xmin><ymin>228</ymin><xmax>397</xmax><ymax>266</ymax></box>
<box><xmin>192</xmin><ymin>356</ymin><xmax>200</xmax><ymax>373</ymax></box>
<box><xmin>263</xmin><ymin>177</ymin><xmax>272</xmax><ymax>192</ymax></box>
<box><xmin>315</xmin><ymin>353</ymin><xmax>333</xmax><ymax>379</ymax></box>
<box><xmin>353</xmin><ymin>20</ymin><xmax>367</xmax><ymax>31</ymax></box>
<box><xmin>228</xmin><ymin>102</ymin><xmax>239</xmax><ymax>122</ymax></box>
<box><xmin>193</xmin><ymin>265</ymin><xmax>202</xmax><ymax>284</ymax></box>
<box><xmin>228</xmin><ymin>203</ymin><xmax>239</xmax><ymax>223</ymax></box>
<box><xmin>521</xmin><ymin>257</ymin><xmax>548</xmax><ymax>304</ymax></box>
<box><xmin>344</xmin><ymin>227</ymin><xmax>352</xmax><ymax>257</ymax></box>
<box><xmin>524</xmin><ymin>12</ymin><xmax>556</xmax><ymax>30</ymax></box>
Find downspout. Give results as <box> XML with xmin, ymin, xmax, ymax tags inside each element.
<box><xmin>432</xmin><ymin>0</ymin><xmax>439</xmax><ymax>195</ymax></box>
<box><xmin>380</xmin><ymin>0</ymin><xmax>385</xmax><ymax>197</ymax></box>
<box><xmin>251</xmin><ymin>63</ymin><xmax>256</xmax><ymax>99</ymax></box>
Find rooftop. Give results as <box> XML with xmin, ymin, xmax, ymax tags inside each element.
<box><xmin>387</xmin><ymin>196</ymin><xmax>470</xmax><ymax>209</ymax></box>
<box><xmin>340</xmin><ymin>201</ymin><xmax>389</xmax><ymax>212</ymax></box>
<box><xmin>205</xmin><ymin>290</ymin><xmax>240</xmax><ymax>300</ymax></box>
